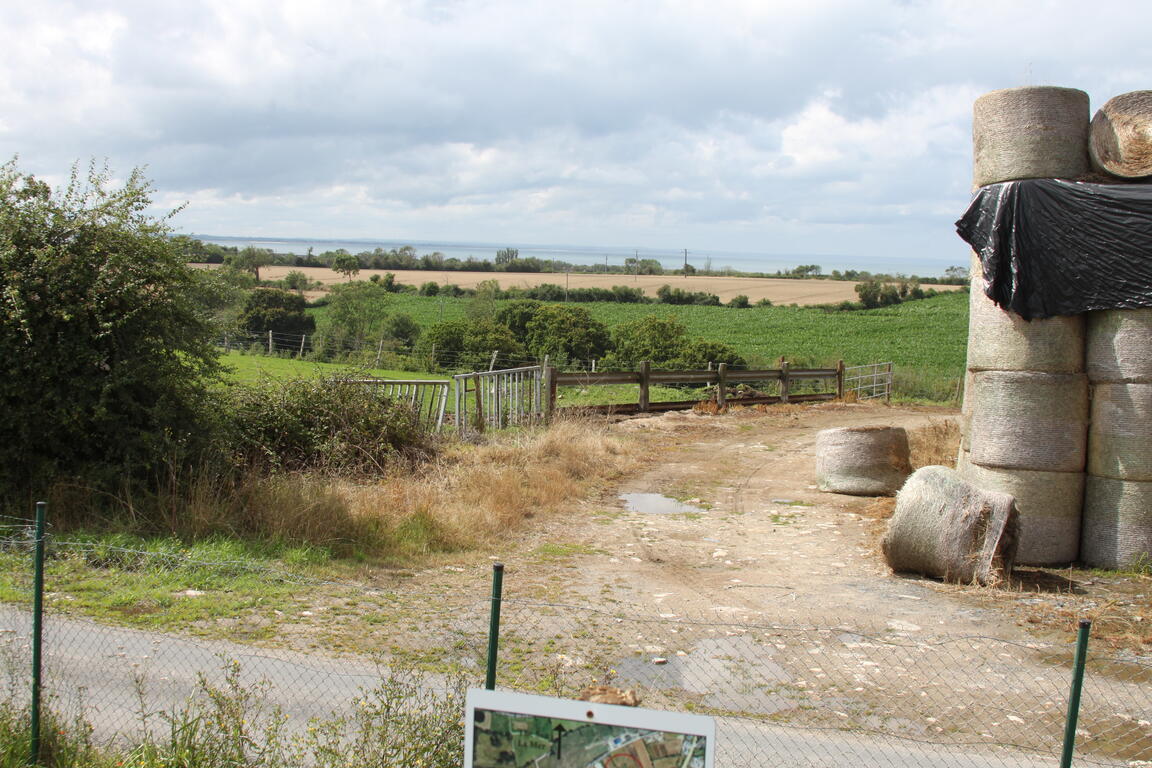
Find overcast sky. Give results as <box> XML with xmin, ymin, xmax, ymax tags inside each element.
<box><xmin>3</xmin><ymin>1</ymin><xmax>1149</xmax><ymax>271</ymax></box>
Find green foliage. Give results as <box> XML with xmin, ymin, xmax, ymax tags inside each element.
<box><xmin>331</xmin><ymin>252</ymin><xmax>361</xmax><ymax>280</ymax></box>
<box><xmin>315</xmin><ymin>281</ymin><xmax>394</xmax><ymax>359</ymax></box>
<box><xmin>0</xmin><ymin>659</ymin><xmax>466</xmax><ymax>768</ymax></box>
<box><xmin>240</xmin><ymin>288</ymin><xmax>315</xmax><ymax>339</ymax></box>
<box><xmin>655</xmin><ymin>284</ymin><xmax>721</xmax><ymax>306</ymax></box>
<box><xmin>424</xmin><ymin>319</ymin><xmax>526</xmax><ymax>370</ymax></box>
<box><xmin>495</xmin><ymin>247</ymin><xmax>519</xmax><ymax>265</ymax></box>
<box><xmin>729</xmin><ymin>294</ymin><xmax>751</xmax><ymax>308</ymax></box>
<box><xmin>384</xmin><ymin>313</ymin><xmax>421</xmax><ymax>348</ymax></box>
<box><xmin>605</xmin><ymin>316</ymin><xmax>691</xmax><ymax>367</ymax></box>
<box><xmin>227</xmin><ymin>246</ymin><xmax>274</xmax><ymax>281</ymax></box>
<box><xmin>225</xmin><ymin>376</ymin><xmax>425</xmax><ymax>474</ymax></box>
<box><xmin>494</xmin><ymin>299</ymin><xmax>544</xmax><ymax>336</ymax></box>
<box><xmin>0</xmin><ymin>160</ymin><xmax>222</xmax><ymax>496</ymax></box>
<box><xmin>419</xmin><ymin>280</ymin><xmax>440</xmax><ymax>296</ymax></box>
<box><xmin>466</xmin><ymin>279</ymin><xmax>503</xmax><ymax>321</ymax></box>
<box><xmin>281</xmin><ymin>269</ymin><xmax>313</xmax><ymax>292</ymax></box>
<box><xmin>524</xmin><ymin>305</ymin><xmax>612</xmax><ymax>365</ymax></box>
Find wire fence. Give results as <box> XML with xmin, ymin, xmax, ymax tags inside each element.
<box><xmin>3</xmin><ymin>515</ymin><xmax>1148</xmax><ymax>767</ymax></box>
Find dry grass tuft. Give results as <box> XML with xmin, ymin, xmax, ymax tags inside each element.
<box><xmin>340</xmin><ymin>418</ymin><xmax>636</xmax><ymax>556</ymax></box>
<box><xmin>906</xmin><ymin>418</ymin><xmax>960</xmax><ymax>469</ymax></box>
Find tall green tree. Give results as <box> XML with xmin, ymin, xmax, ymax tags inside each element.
<box><xmin>0</xmin><ymin>160</ymin><xmax>222</xmax><ymax>494</ymax></box>
<box><xmin>331</xmin><ymin>252</ymin><xmax>361</xmax><ymax>281</ymax></box>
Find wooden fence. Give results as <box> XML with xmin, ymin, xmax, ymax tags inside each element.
<box><xmin>546</xmin><ymin>361</ymin><xmax>845</xmax><ymax>416</ymax></box>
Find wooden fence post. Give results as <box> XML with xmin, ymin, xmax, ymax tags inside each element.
<box><xmin>717</xmin><ymin>362</ymin><xmax>728</xmax><ymax>411</ymax></box>
<box><xmin>268</xmin><ymin>330</ymin><xmax>274</xmax><ymax>354</ymax></box>
<box><xmin>836</xmin><ymin>360</ymin><xmax>845</xmax><ymax>400</ymax></box>
<box><xmin>638</xmin><ymin>361</ymin><xmax>651</xmax><ymax>412</ymax></box>
<box><xmin>474</xmin><ymin>377</ymin><xmax>486</xmax><ymax>433</ymax></box>
<box><xmin>780</xmin><ymin>360</ymin><xmax>790</xmax><ymax>404</ymax></box>
<box><xmin>886</xmin><ymin>362</ymin><xmax>893</xmax><ymax>402</ymax></box>
<box><xmin>299</xmin><ymin>334</ymin><xmax>307</xmax><ymax>358</ymax></box>
<box><xmin>545</xmin><ymin>366</ymin><xmax>557</xmax><ymax>423</ymax></box>
<box><xmin>375</xmin><ymin>338</ymin><xmax>385</xmax><ymax>368</ymax></box>
<box><xmin>489</xmin><ymin>350</ymin><xmax>499</xmax><ymax>371</ymax></box>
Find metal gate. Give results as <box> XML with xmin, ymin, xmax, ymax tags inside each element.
<box><xmin>453</xmin><ymin>365</ymin><xmax>546</xmax><ymax>433</ymax></box>
<box><xmin>843</xmin><ymin>362</ymin><xmax>893</xmax><ymax>401</ymax></box>
<box><xmin>351</xmin><ymin>378</ymin><xmax>450</xmax><ymax>431</ymax></box>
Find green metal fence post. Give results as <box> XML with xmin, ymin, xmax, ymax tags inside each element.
<box><xmin>1059</xmin><ymin>619</ymin><xmax>1092</xmax><ymax>768</ymax></box>
<box><xmin>484</xmin><ymin>563</ymin><xmax>505</xmax><ymax>690</ymax></box>
<box><xmin>29</xmin><ymin>500</ymin><xmax>46</xmax><ymax>767</ymax></box>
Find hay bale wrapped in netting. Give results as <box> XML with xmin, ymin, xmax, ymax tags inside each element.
<box><xmin>882</xmin><ymin>466</ymin><xmax>1018</xmax><ymax>585</ymax></box>
<box><xmin>968</xmin><ymin>371</ymin><xmax>1088</xmax><ymax>472</ymax></box>
<box><xmin>967</xmin><ymin>252</ymin><xmax>1085</xmax><ymax>373</ymax></box>
<box><xmin>1087</xmin><ymin>309</ymin><xmax>1152</xmax><ymax>383</ymax></box>
<box><xmin>959</xmin><ymin>370</ymin><xmax>974</xmax><ymax>452</ymax></box>
<box><xmin>959</xmin><ymin>461</ymin><xmax>1084</xmax><ymax>565</ymax></box>
<box><xmin>1089</xmin><ymin>91</ymin><xmax>1152</xmax><ymax>179</ymax></box>
<box><xmin>815</xmin><ymin>426</ymin><xmax>911</xmax><ymax>496</ymax></box>
<box><xmin>1088</xmin><ymin>382</ymin><xmax>1152</xmax><ymax>481</ymax></box>
<box><xmin>1082</xmin><ymin>476</ymin><xmax>1152</xmax><ymax>569</ymax></box>
<box><xmin>973</xmin><ymin>86</ymin><xmax>1090</xmax><ymax>187</ymax></box>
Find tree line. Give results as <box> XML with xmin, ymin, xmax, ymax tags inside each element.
<box><xmin>175</xmin><ymin>236</ymin><xmax>969</xmax><ymax>285</ymax></box>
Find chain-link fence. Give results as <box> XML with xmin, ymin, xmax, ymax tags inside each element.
<box><xmin>2</xmin><ymin>514</ymin><xmax>1150</xmax><ymax>767</ymax></box>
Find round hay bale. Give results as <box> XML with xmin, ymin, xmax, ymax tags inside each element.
<box><xmin>959</xmin><ymin>369</ymin><xmax>975</xmax><ymax>452</ymax></box>
<box><xmin>967</xmin><ymin>371</ymin><xmax>1088</xmax><ymax>473</ymax></box>
<box><xmin>815</xmin><ymin>426</ymin><xmax>911</xmax><ymax>496</ymax></box>
<box><xmin>1087</xmin><ymin>309</ymin><xmax>1152</xmax><ymax>383</ymax></box>
<box><xmin>1088</xmin><ymin>382</ymin><xmax>1152</xmax><ymax>481</ymax></box>
<box><xmin>967</xmin><ymin>254</ymin><xmax>1085</xmax><ymax>373</ymax></box>
<box><xmin>1082</xmin><ymin>475</ymin><xmax>1152</xmax><ymax>569</ymax></box>
<box><xmin>882</xmin><ymin>466</ymin><xmax>1018</xmax><ymax>585</ymax></box>
<box><xmin>973</xmin><ymin>86</ymin><xmax>1090</xmax><ymax>187</ymax></box>
<box><xmin>1089</xmin><ymin>91</ymin><xmax>1152</xmax><ymax>179</ymax></box>
<box><xmin>958</xmin><ymin>461</ymin><xmax>1083</xmax><ymax>565</ymax></box>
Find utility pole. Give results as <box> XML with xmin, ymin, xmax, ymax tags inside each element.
<box><xmin>683</xmin><ymin>248</ymin><xmax>689</xmax><ymax>277</ymax></box>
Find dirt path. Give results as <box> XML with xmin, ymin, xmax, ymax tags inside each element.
<box><xmin>500</xmin><ymin>402</ymin><xmax>1005</xmax><ymax>637</ymax></box>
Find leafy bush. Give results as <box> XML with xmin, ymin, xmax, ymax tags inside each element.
<box><xmin>424</xmin><ymin>319</ymin><xmax>526</xmax><ymax>370</ymax></box>
<box><xmin>524</xmin><ymin>305</ymin><xmax>612</xmax><ymax>365</ymax></box>
<box><xmin>600</xmin><ymin>315</ymin><xmax>742</xmax><ymax>369</ymax></box>
<box><xmin>240</xmin><ymin>288</ymin><xmax>315</xmax><ymax>339</ymax></box>
<box><xmin>225</xmin><ymin>376</ymin><xmax>427</xmax><ymax>474</ymax></box>
<box><xmin>0</xmin><ymin>161</ymin><xmax>222</xmax><ymax>498</ymax></box>
<box><xmin>494</xmin><ymin>299</ymin><xmax>544</xmax><ymax>336</ymax></box>
<box><xmin>655</xmin><ymin>284</ymin><xmax>721</xmax><ymax>306</ymax></box>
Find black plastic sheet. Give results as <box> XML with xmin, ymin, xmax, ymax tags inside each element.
<box><xmin>956</xmin><ymin>179</ymin><xmax>1152</xmax><ymax>319</ymax></box>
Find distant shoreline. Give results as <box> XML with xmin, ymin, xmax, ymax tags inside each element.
<box><xmin>248</xmin><ymin>265</ymin><xmax>964</xmax><ymax>306</ymax></box>
<box><xmin>189</xmin><ymin>234</ymin><xmax>959</xmax><ymax>278</ymax></box>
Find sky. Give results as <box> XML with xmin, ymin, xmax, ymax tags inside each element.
<box><xmin>3</xmin><ymin>0</ymin><xmax>1151</xmax><ymax>271</ymax></box>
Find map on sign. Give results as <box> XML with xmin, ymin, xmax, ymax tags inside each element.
<box><xmin>464</xmin><ymin>689</ymin><xmax>714</xmax><ymax>768</ymax></box>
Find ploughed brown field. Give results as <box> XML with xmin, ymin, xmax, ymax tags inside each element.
<box><xmin>254</xmin><ymin>265</ymin><xmax>962</xmax><ymax>306</ymax></box>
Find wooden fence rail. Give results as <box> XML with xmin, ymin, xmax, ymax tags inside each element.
<box><xmin>547</xmin><ymin>360</ymin><xmax>846</xmax><ymax>417</ymax></box>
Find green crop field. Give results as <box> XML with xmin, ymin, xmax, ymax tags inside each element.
<box><xmin>308</xmin><ymin>290</ymin><xmax>969</xmax><ymax>402</ymax></box>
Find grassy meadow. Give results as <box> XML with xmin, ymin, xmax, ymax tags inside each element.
<box><xmin>306</xmin><ymin>290</ymin><xmax>970</xmax><ymax>402</ymax></box>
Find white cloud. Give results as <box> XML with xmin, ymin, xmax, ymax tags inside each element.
<box><xmin>1</xmin><ymin>0</ymin><xmax>1151</xmax><ymax>269</ymax></box>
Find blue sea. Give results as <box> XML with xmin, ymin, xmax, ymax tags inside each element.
<box><xmin>192</xmin><ymin>235</ymin><xmax>952</xmax><ymax>277</ymax></box>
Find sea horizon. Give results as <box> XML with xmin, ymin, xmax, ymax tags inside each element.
<box><xmin>191</xmin><ymin>233</ymin><xmax>959</xmax><ymax>278</ymax></box>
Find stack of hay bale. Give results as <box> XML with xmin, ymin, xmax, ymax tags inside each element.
<box><xmin>959</xmin><ymin>86</ymin><xmax>1091</xmax><ymax>566</ymax></box>
<box><xmin>1083</xmin><ymin>298</ymin><xmax>1152</xmax><ymax>568</ymax></box>
<box><xmin>1081</xmin><ymin>92</ymin><xmax>1152</xmax><ymax>569</ymax></box>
